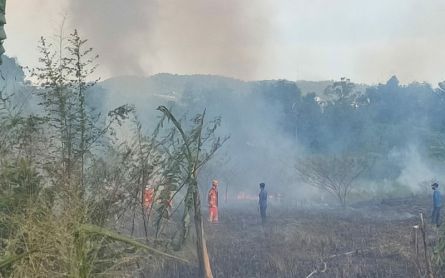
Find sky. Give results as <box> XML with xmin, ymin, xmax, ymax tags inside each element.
<box><xmin>5</xmin><ymin>0</ymin><xmax>445</xmax><ymax>85</ymax></box>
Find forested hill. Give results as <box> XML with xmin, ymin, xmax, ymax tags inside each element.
<box><xmin>1</xmin><ymin>56</ymin><xmax>444</xmax><ymax>193</ymax></box>
<box><xmin>97</xmin><ymin>72</ymin><xmax>445</xmax><ymax>193</ymax></box>
<box><xmin>99</xmin><ymin>73</ymin><xmax>363</xmax><ymax>103</ymax></box>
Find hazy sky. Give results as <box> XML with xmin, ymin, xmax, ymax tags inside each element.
<box><xmin>6</xmin><ymin>0</ymin><xmax>445</xmax><ymax>84</ymax></box>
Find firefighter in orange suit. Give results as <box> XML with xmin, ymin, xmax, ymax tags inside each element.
<box><xmin>208</xmin><ymin>180</ymin><xmax>219</xmax><ymax>223</ymax></box>
<box><xmin>143</xmin><ymin>186</ymin><xmax>154</xmax><ymax>210</ymax></box>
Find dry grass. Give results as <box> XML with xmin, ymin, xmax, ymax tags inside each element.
<box><xmin>2</xmin><ymin>195</ymin><xmax>441</xmax><ymax>277</ymax></box>
<box><xmin>1</xmin><ymin>192</ymin><xmax>179</xmax><ymax>277</ymax></box>
<box><xmin>146</xmin><ymin>196</ymin><xmax>440</xmax><ymax>278</ymax></box>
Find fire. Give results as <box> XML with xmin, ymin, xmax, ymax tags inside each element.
<box><xmin>236</xmin><ymin>192</ymin><xmax>257</xmax><ymax>201</ymax></box>
<box><xmin>235</xmin><ymin>192</ymin><xmax>283</xmax><ymax>202</ymax></box>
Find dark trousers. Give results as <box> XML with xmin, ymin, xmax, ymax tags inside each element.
<box><xmin>432</xmin><ymin>206</ymin><xmax>441</xmax><ymax>226</ymax></box>
<box><xmin>260</xmin><ymin>206</ymin><xmax>267</xmax><ymax>224</ymax></box>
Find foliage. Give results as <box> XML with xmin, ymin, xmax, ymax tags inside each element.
<box><xmin>0</xmin><ymin>191</ymin><xmax>188</xmax><ymax>277</ymax></box>
<box><xmin>0</xmin><ymin>29</ymin><xmax>199</xmax><ymax>277</ymax></box>
<box><xmin>324</xmin><ymin>77</ymin><xmax>359</xmax><ymax>104</ymax></box>
<box><xmin>296</xmin><ymin>154</ymin><xmax>369</xmax><ymax>207</ymax></box>
<box><xmin>0</xmin><ymin>159</ymin><xmax>41</xmax><ymax>213</ymax></box>
<box><xmin>433</xmin><ymin>229</ymin><xmax>445</xmax><ymax>275</ymax></box>
<box><xmin>156</xmin><ymin>106</ymin><xmax>228</xmax><ymax>277</ymax></box>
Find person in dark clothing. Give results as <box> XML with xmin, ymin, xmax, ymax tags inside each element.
<box><xmin>432</xmin><ymin>182</ymin><xmax>442</xmax><ymax>227</ymax></box>
<box><xmin>259</xmin><ymin>183</ymin><xmax>267</xmax><ymax>224</ymax></box>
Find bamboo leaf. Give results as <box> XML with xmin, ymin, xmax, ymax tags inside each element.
<box><xmin>79</xmin><ymin>224</ymin><xmax>190</xmax><ymax>264</ymax></box>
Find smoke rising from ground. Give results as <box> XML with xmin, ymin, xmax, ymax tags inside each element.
<box><xmin>6</xmin><ymin>1</ymin><xmax>445</xmax><ymax>207</ymax></box>
<box><xmin>96</xmin><ymin>73</ymin><xmax>445</xmax><ymax>208</ymax></box>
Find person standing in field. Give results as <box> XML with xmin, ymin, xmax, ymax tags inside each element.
<box><xmin>208</xmin><ymin>180</ymin><xmax>219</xmax><ymax>223</ymax></box>
<box><xmin>259</xmin><ymin>182</ymin><xmax>268</xmax><ymax>224</ymax></box>
<box><xmin>143</xmin><ymin>185</ymin><xmax>154</xmax><ymax>210</ymax></box>
<box><xmin>432</xmin><ymin>182</ymin><xmax>442</xmax><ymax>227</ymax></box>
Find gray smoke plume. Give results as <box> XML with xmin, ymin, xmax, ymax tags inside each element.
<box><xmin>68</xmin><ymin>0</ymin><xmax>157</xmax><ymax>76</ymax></box>
<box><xmin>152</xmin><ymin>0</ymin><xmax>272</xmax><ymax>79</ymax></box>
<box><xmin>67</xmin><ymin>0</ymin><xmax>271</xmax><ymax>79</ymax></box>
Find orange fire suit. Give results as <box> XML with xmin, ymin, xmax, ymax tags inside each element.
<box><xmin>208</xmin><ymin>186</ymin><xmax>218</xmax><ymax>223</ymax></box>
<box><xmin>143</xmin><ymin>188</ymin><xmax>154</xmax><ymax>209</ymax></box>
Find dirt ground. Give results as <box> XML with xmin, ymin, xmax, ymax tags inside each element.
<box><xmin>148</xmin><ymin>196</ymin><xmax>443</xmax><ymax>278</ymax></box>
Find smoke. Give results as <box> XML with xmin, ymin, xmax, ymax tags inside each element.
<box><xmin>395</xmin><ymin>146</ymin><xmax>444</xmax><ymax>193</ymax></box>
<box><xmin>61</xmin><ymin>0</ymin><xmax>445</xmax><ymax>208</ymax></box>
<box><xmin>153</xmin><ymin>0</ymin><xmax>272</xmax><ymax>79</ymax></box>
<box><xmin>67</xmin><ymin>0</ymin><xmax>272</xmax><ymax>79</ymax></box>
<box><xmin>6</xmin><ymin>1</ymin><xmax>445</xmax><ymax>84</ymax></box>
<box><xmin>68</xmin><ymin>0</ymin><xmax>158</xmax><ymax>76</ymax></box>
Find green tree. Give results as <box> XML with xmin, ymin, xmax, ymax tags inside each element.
<box><xmin>158</xmin><ymin>106</ymin><xmax>228</xmax><ymax>278</ymax></box>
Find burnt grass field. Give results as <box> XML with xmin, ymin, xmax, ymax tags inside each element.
<box><xmin>148</xmin><ymin>196</ymin><xmax>443</xmax><ymax>278</ymax></box>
